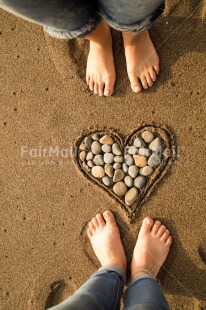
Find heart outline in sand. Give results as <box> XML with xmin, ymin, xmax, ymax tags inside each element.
<box><xmin>74</xmin><ymin>124</ymin><xmax>176</xmax><ymax>221</ymax></box>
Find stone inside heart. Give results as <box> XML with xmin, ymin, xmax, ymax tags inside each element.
<box><xmin>75</xmin><ymin>125</ymin><xmax>175</xmax><ymax>220</ymax></box>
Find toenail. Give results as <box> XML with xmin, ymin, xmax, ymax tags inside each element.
<box><xmin>104</xmin><ymin>90</ymin><xmax>110</xmax><ymax>96</ymax></box>
<box><xmin>134</xmin><ymin>86</ymin><xmax>139</xmax><ymax>92</ymax></box>
<box><xmin>145</xmin><ymin>218</ymin><xmax>152</xmax><ymax>225</ymax></box>
<box><xmin>155</xmin><ymin>220</ymin><xmax>161</xmax><ymax>225</ymax></box>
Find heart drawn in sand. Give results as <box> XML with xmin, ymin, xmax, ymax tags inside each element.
<box><xmin>74</xmin><ymin>125</ymin><xmax>176</xmax><ymax>221</ymax></box>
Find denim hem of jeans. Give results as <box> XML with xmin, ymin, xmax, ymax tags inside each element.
<box><xmin>44</xmin><ymin>14</ymin><xmax>101</xmax><ymax>39</ymax></box>
<box><xmin>99</xmin><ymin>2</ymin><xmax>165</xmax><ymax>33</ymax></box>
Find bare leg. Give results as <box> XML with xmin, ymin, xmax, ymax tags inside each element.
<box><xmin>86</xmin><ymin>21</ymin><xmax>116</xmax><ymax>97</ymax></box>
<box><xmin>123</xmin><ymin>30</ymin><xmax>159</xmax><ymax>93</ymax></box>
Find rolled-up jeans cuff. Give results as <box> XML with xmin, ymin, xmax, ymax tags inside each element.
<box><xmin>44</xmin><ymin>14</ymin><xmax>102</xmax><ymax>39</ymax></box>
<box><xmin>129</xmin><ymin>274</ymin><xmax>158</xmax><ymax>286</ymax></box>
<box><xmin>99</xmin><ymin>2</ymin><xmax>165</xmax><ymax>33</ymax></box>
<box><xmin>98</xmin><ymin>264</ymin><xmax>126</xmax><ymax>283</ymax></box>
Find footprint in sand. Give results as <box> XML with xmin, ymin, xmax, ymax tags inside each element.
<box><xmin>44</xmin><ymin>32</ymin><xmax>88</xmax><ymax>92</ymax></box>
<box><xmin>28</xmin><ymin>269</ymin><xmax>76</xmax><ymax>310</ymax></box>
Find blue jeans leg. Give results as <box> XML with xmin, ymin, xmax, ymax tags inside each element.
<box><xmin>124</xmin><ymin>275</ymin><xmax>170</xmax><ymax>310</ymax></box>
<box><xmin>98</xmin><ymin>0</ymin><xmax>165</xmax><ymax>33</ymax></box>
<box><xmin>0</xmin><ymin>0</ymin><xmax>101</xmax><ymax>39</ymax></box>
<box><xmin>48</xmin><ymin>265</ymin><xmax>125</xmax><ymax>310</ymax></box>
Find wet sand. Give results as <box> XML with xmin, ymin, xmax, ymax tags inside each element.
<box><xmin>0</xmin><ymin>0</ymin><xmax>206</xmax><ymax>309</ymax></box>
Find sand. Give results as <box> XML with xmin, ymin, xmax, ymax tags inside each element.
<box><xmin>0</xmin><ymin>0</ymin><xmax>206</xmax><ymax>309</ymax></box>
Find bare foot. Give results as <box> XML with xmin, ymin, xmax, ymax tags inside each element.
<box><xmin>86</xmin><ymin>21</ymin><xmax>116</xmax><ymax>97</ymax></box>
<box><xmin>123</xmin><ymin>30</ymin><xmax>159</xmax><ymax>93</ymax></box>
<box><xmin>131</xmin><ymin>217</ymin><xmax>172</xmax><ymax>279</ymax></box>
<box><xmin>87</xmin><ymin>211</ymin><xmax>126</xmax><ymax>273</ymax></box>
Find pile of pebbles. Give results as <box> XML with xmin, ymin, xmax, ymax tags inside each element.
<box><xmin>78</xmin><ymin>131</ymin><xmax>165</xmax><ymax>206</ymax></box>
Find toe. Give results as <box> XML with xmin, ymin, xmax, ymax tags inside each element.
<box><xmin>140</xmin><ymin>76</ymin><xmax>148</xmax><ymax>89</ymax></box>
<box><xmin>89</xmin><ymin>80</ymin><xmax>94</xmax><ymax>92</ymax></box>
<box><xmin>166</xmin><ymin>235</ymin><xmax>172</xmax><ymax>246</ymax></box>
<box><xmin>128</xmin><ymin>74</ymin><xmax>142</xmax><ymax>93</ymax></box>
<box><xmin>149</xmin><ymin>68</ymin><xmax>156</xmax><ymax>82</ymax></box>
<box><xmin>151</xmin><ymin>220</ymin><xmax>161</xmax><ymax>235</ymax></box>
<box><xmin>89</xmin><ymin>221</ymin><xmax>96</xmax><ymax>233</ymax></box>
<box><xmin>103</xmin><ymin>210</ymin><xmax>116</xmax><ymax>225</ymax></box>
<box><xmin>153</xmin><ymin>65</ymin><xmax>159</xmax><ymax>75</ymax></box>
<box><xmin>87</xmin><ymin>228</ymin><xmax>93</xmax><ymax>239</ymax></box>
<box><xmin>140</xmin><ymin>217</ymin><xmax>154</xmax><ymax>235</ymax></box>
<box><xmin>104</xmin><ymin>81</ymin><xmax>114</xmax><ymax>97</ymax></box>
<box><xmin>160</xmin><ymin>229</ymin><xmax>170</xmax><ymax>242</ymax></box>
<box><xmin>157</xmin><ymin>225</ymin><xmax>167</xmax><ymax>238</ymax></box>
<box><xmin>94</xmin><ymin>83</ymin><xmax>98</xmax><ymax>95</ymax></box>
<box><xmin>86</xmin><ymin>74</ymin><xmax>90</xmax><ymax>85</ymax></box>
<box><xmin>96</xmin><ymin>213</ymin><xmax>106</xmax><ymax>228</ymax></box>
<box><xmin>92</xmin><ymin>216</ymin><xmax>99</xmax><ymax>229</ymax></box>
<box><xmin>145</xmin><ymin>72</ymin><xmax>153</xmax><ymax>87</ymax></box>
<box><xmin>99</xmin><ymin>82</ymin><xmax>105</xmax><ymax>97</ymax></box>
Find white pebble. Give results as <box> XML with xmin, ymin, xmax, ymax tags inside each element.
<box><xmin>128</xmin><ymin>146</ymin><xmax>139</xmax><ymax>155</ymax></box>
<box><xmin>93</xmin><ymin>154</ymin><xmax>104</xmax><ymax>166</ymax></box>
<box><xmin>113</xmin><ymin>163</ymin><xmax>121</xmax><ymax>169</ymax></box>
<box><xmin>139</xmin><ymin>148</ymin><xmax>152</xmax><ymax>157</ymax></box>
<box><xmin>128</xmin><ymin>165</ymin><xmax>139</xmax><ymax>178</ymax></box>
<box><xmin>140</xmin><ymin>166</ymin><xmax>154</xmax><ymax>176</ymax></box>
<box><xmin>134</xmin><ymin>137</ymin><xmax>146</xmax><ymax>148</ymax></box>
<box><xmin>102</xmin><ymin>144</ymin><xmax>112</xmax><ymax>153</ymax></box>
<box><xmin>134</xmin><ymin>176</ymin><xmax>146</xmax><ymax>189</ymax></box>
<box><xmin>124</xmin><ymin>176</ymin><xmax>134</xmax><ymax>187</ymax></box>
<box><xmin>92</xmin><ymin>166</ymin><xmax>105</xmax><ymax>178</ymax></box>
<box><xmin>104</xmin><ymin>153</ymin><xmax>114</xmax><ymax>164</ymax></box>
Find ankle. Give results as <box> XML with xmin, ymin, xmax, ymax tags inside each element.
<box><xmin>131</xmin><ymin>265</ymin><xmax>156</xmax><ymax>280</ymax></box>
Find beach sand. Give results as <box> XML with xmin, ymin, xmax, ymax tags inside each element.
<box><xmin>0</xmin><ymin>0</ymin><xmax>206</xmax><ymax>309</ymax></box>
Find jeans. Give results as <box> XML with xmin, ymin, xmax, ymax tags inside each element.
<box><xmin>48</xmin><ymin>265</ymin><xmax>169</xmax><ymax>310</ymax></box>
<box><xmin>0</xmin><ymin>0</ymin><xmax>165</xmax><ymax>39</ymax></box>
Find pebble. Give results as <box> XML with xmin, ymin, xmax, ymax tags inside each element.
<box><xmin>114</xmin><ymin>156</ymin><xmax>124</xmax><ymax>163</ymax></box>
<box><xmin>113</xmin><ymin>163</ymin><xmax>121</xmax><ymax>169</ymax></box>
<box><xmin>113</xmin><ymin>182</ymin><xmax>128</xmax><ymax>196</ymax></box>
<box><xmin>148</xmin><ymin>153</ymin><xmax>161</xmax><ymax>168</ymax></box>
<box><xmin>133</xmin><ymin>155</ymin><xmax>147</xmax><ymax>167</ymax></box>
<box><xmin>102</xmin><ymin>144</ymin><xmax>112</xmax><ymax>153</ymax></box>
<box><xmin>80</xmin><ymin>151</ymin><xmax>86</xmax><ymax>161</ymax></box>
<box><xmin>100</xmin><ymin>135</ymin><xmax>114</xmax><ymax>145</ymax></box>
<box><xmin>134</xmin><ymin>137</ymin><xmax>146</xmax><ymax>148</ymax></box>
<box><xmin>83</xmin><ymin>161</ymin><xmax>90</xmax><ymax>172</ymax></box>
<box><xmin>86</xmin><ymin>152</ymin><xmax>93</xmax><ymax>161</ymax></box>
<box><xmin>104</xmin><ymin>153</ymin><xmax>114</xmax><ymax>164</ymax></box>
<box><xmin>93</xmin><ymin>154</ymin><xmax>104</xmax><ymax>166</ymax></box>
<box><xmin>139</xmin><ymin>148</ymin><xmax>152</xmax><ymax>157</ymax></box>
<box><xmin>149</xmin><ymin>137</ymin><xmax>164</xmax><ymax>152</ymax></box>
<box><xmin>79</xmin><ymin>143</ymin><xmax>86</xmax><ymax>151</ymax></box>
<box><xmin>142</xmin><ymin>131</ymin><xmax>154</xmax><ymax>143</ymax></box>
<box><xmin>125</xmin><ymin>187</ymin><xmax>138</xmax><ymax>206</ymax></box>
<box><xmin>124</xmin><ymin>154</ymin><xmax>134</xmax><ymax>166</ymax></box>
<box><xmin>105</xmin><ymin>163</ymin><xmax>114</xmax><ymax>177</ymax></box>
<box><xmin>87</xmin><ymin>160</ymin><xmax>94</xmax><ymax>168</ymax></box>
<box><xmin>91</xmin><ymin>141</ymin><xmax>102</xmax><ymax>154</ymax></box>
<box><xmin>113</xmin><ymin>169</ymin><xmax>125</xmax><ymax>182</ymax></box>
<box><xmin>140</xmin><ymin>166</ymin><xmax>154</xmax><ymax>176</ymax></box>
<box><xmin>124</xmin><ymin>176</ymin><xmax>134</xmax><ymax>187</ymax></box>
<box><xmin>128</xmin><ymin>146</ymin><xmax>139</xmax><ymax>155</ymax></box>
<box><xmin>92</xmin><ymin>133</ymin><xmax>100</xmax><ymax>141</ymax></box>
<box><xmin>92</xmin><ymin>166</ymin><xmax>105</xmax><ymax>178</ymax></box>
<box><xmin>84</xmin><ymin>136</ymin><xmax>92</xmax><ymax>149</ymax></box>
<box><xmin>134</xmin><ymin>176</ymin><xmax>146</xmax><ymax>189</ymax></box>
<box><xmin>128</xmin><ymin>165</ymin><xmax>139</xmax><ymax>178</ymax></box>
<box><xmin>102</xmin><ymin>176</ymin><xmax>113</xmax><ymax>187</ymax></box>
<box><xmin>122</xmin><ymin>163</ymin><xmax>128</xmax><ymax>173</ymax></box>
<box><xmin>112</xmin><ymin>143</ymin><xmax>122</xmax><ymax>155</ymax></box>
